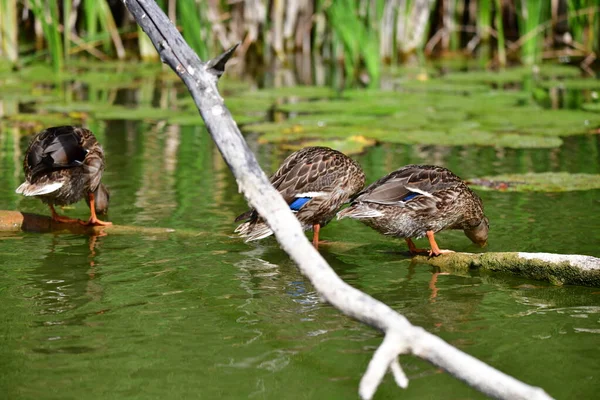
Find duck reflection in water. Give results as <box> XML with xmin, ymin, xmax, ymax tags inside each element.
<box><xmin>30</xmin><ymin>233</ymin><xmax>106</xmax><ymax>324</ymax></box>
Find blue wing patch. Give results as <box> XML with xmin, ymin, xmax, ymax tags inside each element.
<box><xmin>289</xmin><ymin>197</ymin><xmax>312</xmax><ymax>211</ymax></box>
<box><xmin>401</xmin><ymin>192</ymin><xmax>420</xmax><ymax>202</ymax></box>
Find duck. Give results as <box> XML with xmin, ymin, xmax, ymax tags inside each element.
<box><xmin>337</xmin><ymin>164</ymin><xmax>488</xmax><ymax>256</ymax></box>
<box><xmin>15</xmin><ymin>126</ymin><xmax>112</xmax><ymax>226</ymax></box>
<box><xmin>235</xmin><ymin>146</ymin><xmax>365</xmax><ymax>247</ymax></box>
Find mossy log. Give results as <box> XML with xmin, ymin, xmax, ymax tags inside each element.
<box><xmin>414</xmin><ymin>252</ymin><xmax>600</xmax><ymax>287</ymax></box>
<box><xmin>0</xmin><ymin>210</ymin><xmax>203</xmax><ymax>238</ymax></box>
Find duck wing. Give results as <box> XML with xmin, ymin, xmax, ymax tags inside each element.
<box><xmin>356</xmin><ymin>165</ymin><xmax>462</xmax><ymax>205</ymax></box>
<box><xmin>234</xmin><ymin>147</ymin><xmax>340</xmax><ymax>222</ymax></box>
<box><xmin>270</xmin><ymin>147</ymin><xmax>338</xmax><ymax>206</ymax></box>
<box><xmin>27</xmin><ymin>126</ymin><xmax>89</xmax><ymax>182</ymax></box>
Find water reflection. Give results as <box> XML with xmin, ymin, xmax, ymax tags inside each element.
<box><xmin>134</xmin><ymin>122</ymin><xmax>180</xmax><ymax>223</ymax></box>
<box><xmin>19</xmin><ymin>232</ymin><xmax>108</xmax><ymax>357</ymax></box>
<box><xmin>30</xmin><ymin>233</ymin><xmax>105</xmax><ymax>322</ymax></box>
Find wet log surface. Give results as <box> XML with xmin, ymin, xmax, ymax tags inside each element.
<box><xmin>414</xmin><ymin>251</ymin><xmax>600</xmax><ymax>287</ymax></box>
<box><xmin>0</xmin><ymin>210</ymin><xmax>203</xmax><ymax>237</ymax></box>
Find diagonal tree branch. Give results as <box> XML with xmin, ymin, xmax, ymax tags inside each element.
<box><xmin>121</xmin><ymin>1</ymin><xmax>553</xmax><ymax>399</ymax></box>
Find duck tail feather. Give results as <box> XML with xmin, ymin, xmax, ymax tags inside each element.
<box><xmin>337</xmin><ymin>204</ymin><xmax>383</xmax><ymax>220</ymax></box>
<box><xmin>15</xmin><ymin>181</ymin><xmax>63</xmax><ymax>196</ymax></box>
<box><xmin>235</xmin><ymin>221</ymin><xmax>274</xmax><ymax>241</ymax></box>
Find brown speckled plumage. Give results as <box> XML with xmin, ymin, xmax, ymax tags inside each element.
<box><xmin>235</xmin><ymin>147</ymin><xmax>365</xmax><ymax>244</ymax></box>
<box><xmin>337</xmin><ymin>165</ymin><xmax>488</xmax><ymax>254</ymax></box>
<box><xmin>16</xmin><ymin>126</ymin><xmax>111</xmax><ymax>225</ymax></box>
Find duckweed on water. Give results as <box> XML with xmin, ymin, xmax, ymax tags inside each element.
<box><xmin>582</xmin><ymin>103</ymin><xmax>600</xmax><ymax>112</ymax></box>
<box><xmin>469</xmin><ymin>173</ymin><xmax>600</xmax><ymax>192</ymax></box>
<box><xmin>440</xmin><ymin>64</ymin><xmax>582</xmax><ymax>86</ymax></box>
<box><xmin>537</xmin><ymin>79</ymin><xmax>600</xmax><ymax>90</ymax></box>
<box><xmin>1</xmin><ymin>63</ymin><xmax>599</xmax><ymax>153</ymax></box>
<box><xmin>244</xmin><ymin>84</ymin><xmax>598</xmax><ymax>149</ymax></box>
<box><xmin>278</xmin><ymin>135</ymin><xmax>376</xmax><ymax>155</ymax></box>
<box><xmin>8</xmin><ymin>112</ymin><xmax>85</xmax><ymax>127</ymax></box>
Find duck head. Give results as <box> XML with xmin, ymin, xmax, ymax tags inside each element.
<box><xmin>464</xmin><ymin>217</ymin><xmax>489</xmax><ymax>247</ymax></box>
<box><xmin>87</xmin><ymin>183</ymin><xmax>110</xmax><ymax>214</ymax></box>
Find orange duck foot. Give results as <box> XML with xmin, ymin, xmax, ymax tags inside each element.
<box><xmin>81</xmin><ymin>192</ymin><xmax>112</xmax><ymax>226</ymax></box>
<box><xmin>52</xmin><ymin>215</ymin><xmax>84</xmax><ymax>224</ymax></box>
<box><xmin>49</xmin><ymin>205</ymin><xmax>82</xmax><ymax>224</ymax></box>
<box><xmin>312</xmin><ymin>224</ymin><xmax>321</xmax><ymax>248</ymax></box>
<box><xmin>405</xmin><ymin>238</ymin><xmax>429</xmax><ymax>255</ymax></box>
<box><xmin>428</xmin><ymin>248</ymin><xmax>455</xmax><ymax>257</ymax></box>
<box><xmin>426</xmin><ymin>231</ymin><xmax>455</xmax><ymax>257</ymax></box>
<box><xmin>80</xmin><ymin>217</ymin><xmax>112</xmax><ymax>227</ymax></box>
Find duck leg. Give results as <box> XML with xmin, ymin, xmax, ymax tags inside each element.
<box><xmin>49</xmin><ymin>205</ymin><xmax>82</xmax><ymax>224</ymax></box>
<box><xmin>80</xmin><ymin>192</ymin><xmax>112</xmax><ymax>226</ymax></box>
<box><xmin>312</xmin><ymin>224</ymin><xmax>320</xmax><ymax>247</ymax></box>
<box><xmin>405</xmin><ymin>238</ymin><xmax>428</xmax><ymax>255</ymax></box>
<box><xmin>426</xmin><ymin>230</ymin><xmax>454</xmax><ymax>257</ymax></box>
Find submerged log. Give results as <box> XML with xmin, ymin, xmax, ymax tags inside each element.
<box><xmin>119</xmin><ymin>1</ymin><xmax>551</xmax><ymax>400</ymax></box>
<box><xmin>0</xmin><ymin>210</ymin><xmax>201</xmax><ymax>237</ymax></box>
<box><xmin>415</xmin><ymin>252</ymin><xmax>600</xmax><ymax>287</ymax></box>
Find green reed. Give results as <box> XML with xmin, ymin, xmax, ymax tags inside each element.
<box><xmin>1</xmin><ymin>1</ymin><xmax>599</xmax><ymax>85</ymax></box>
<box><xmin>494</xmin><ymin>0</ymin><xmax>506</xmax><ymax>66</ymax></box>
<box><xmin>178</xmin><ymin>0</ymin><xmax>210</xmax><ymax>61</ymax></box>
<box><xmin>478</xmin><ymin>0</ymin><xmax>492</xmax><ymax>42</ymax></box>
<box><xmin>0</xmin><ymin>0</ymin><xmax>18</xmax><ymax>62</ymax></box>
<box><xmin>517</xmin><ymin>0</ymin><xmax>546</xmax><ymax>65</ymax></box>
<box><xmin>29</xmin><ymin>0</ymin><xmax>63</xmax><ymax>72</ymax></box>
<box><xmin>325</xmin><ymin>0</ymin><xmax>380</xmax><ymax>86</ymax></box>
<box><xmin>567</xmin><ymin>0</ymin><xmax>600</xmax><ymax>53</ymax></box>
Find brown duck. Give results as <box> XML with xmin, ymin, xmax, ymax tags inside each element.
<box><xmin>337</xmin><ymin>165</ymin><xmax>488</xmax><ymax>256</ymax></box>
<box><xmin>235</xmin><ymin>146</ymin><xmax>365</xmax><ymax>246</ymax></box>
<box><xmin>16</xmin><ymin>126</ymin><xmax>111</xmax><ymax>226</ymax></box>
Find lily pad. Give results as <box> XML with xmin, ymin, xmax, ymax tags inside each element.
<box><xmin>278</xmin><ymin>135</ymin><xmax>376</xmax><ymax>155</ymax></box>
<box><xmin>17</xmin><ymin>65</ymin><xmax>70</xmax><ymax>83</ymax></box>
<box><xmin>441</xmin><ymin>64</ymin><xmax>583</xmax><ymax>86</ymax></box>
<box><xmin>76</xmin><ymin>71</ymin><xmax>147</xmax><ymax>89</ymax></box>
<box><xmin>7</xmin><ymin>112</ymin><xmax>85</xmax><ymax>127</ymax></box>
<box><xmin>469</xmin><ymin>173</ymin><xmax>600</xmax><ymax>192</ymax></box>
<box><xmin>535</xmin><ymin>64</ymin><xmax>582</xmax><ymax>79</ymax></box>
<box><xmin>94</xmin><ymin>105</ymin><xmax>177</xmax><ymax>121</ymax></box>
<box><xmin>276</xmin><ymin>99</ymin><xmax>401</xmax><ymax>115</ymax></box>
<box><xmin>582</xmin><ymin>103</ymin><xmax>600</xmax><ymax>112</ymax></box>
<box><xmin>397</xmin><ymin>80</ymin><xmax>491</xmax><ymax>94</ymax></box>
<box><xmin>40</xmin><ymin>102</ymin><xmax>99</xmax><ymax>113</ymax></box>
<box><xmin>249</xmin><ymin>86</ymin><xmax>340</xmax><ymax>100</ymax></box>
<box><xmin>441</xmin><ymin>68</ymin><xmax>530</xmax><ymax>85</ymax></box>
<box><xmin>537</xmin><ymin>79</ymin><xmax>600</xmax><ymax>90</ymax></box>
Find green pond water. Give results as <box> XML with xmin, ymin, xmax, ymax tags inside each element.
<box><xmin>1</xmin><ymin>63</ymin><xmax>600</xmax><ymax>399</ymax></box>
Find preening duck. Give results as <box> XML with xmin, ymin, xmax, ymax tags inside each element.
<box><xmin>16</xmin><ymin>126</ymin><xmax>111</xmax><ymax>226</ymax></box>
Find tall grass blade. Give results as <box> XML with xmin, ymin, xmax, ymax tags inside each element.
<box><xmin>478</xmin><ymin>0</ymin><xmax>492</xmax><ymax>41</ymax></box>
<box><xmin>96</xmin><ymin>0</ymin><xmax>125</xmax><ymax>58</ymax></box>
<box><xmin>0</xmin><ymin>0</ymin><xmax>18</xmax><ymax>62</ymax></box>
<box><xmin>326</xmin><ymin>0</ymin><xmax>380</xmax><ymax>86</ymax></box>
<box><xmin>83</xmin><ymin>0</ymin><xmax>101</xmax><ymax>48</ymax></box>
<box><xmin>494</xmin><ymin>0</ymin><xmax>506</xmax><ymax>66</ymax></box>
<box><xmin>63</xmin><ymin>0</ymin><xmax>71</xmax><ymax>62</ymax></box>
<box><xmin>178</xmin><ymin>0</ymin><xmax>208</xmax><ymax>61</ymax></box>
<box><xmin>517</xmin><ymin>0</ymin><xmax>545</xmax><ymax>65</ymax></box>
<box><xmin>29</xmin><ymin>0</ymin><xmax>63</xmax><ymax>71</ymax></box>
